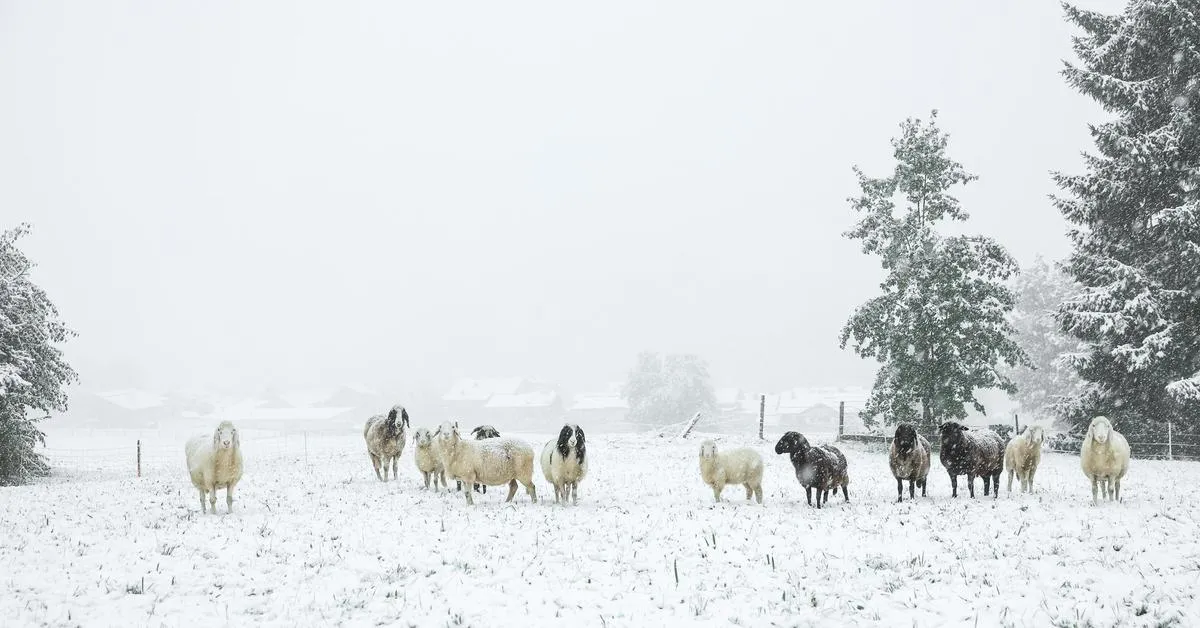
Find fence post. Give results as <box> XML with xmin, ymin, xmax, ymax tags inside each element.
<box><xmin>1168</xmin><ymin>422</ymin><xmax>1173</xmax><ymax>461</ymax></box>
<box><xmin>838</xmin><ymin>401</ymin><xmax>845</xmax><ymax>440</ymax></box>
<box><xmin>758</xmin><ymin>395</ymin><xmax>765</xmax><ymax>441</ymax></box>
<box><xmin>137</xmin><ymin>440</ymin><xmax>141</xmax><ymax>478</ymax></box>
<box><xmin>1014</xmin><ymin>413</ymin><xmax>1019</xmax><ymax>435</ymax></box>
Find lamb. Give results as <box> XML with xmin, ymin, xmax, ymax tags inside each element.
<box><xmin>938</xmin><ymin>421</ymin><xmax>1005</xmax><ymax>499</ymax></box>
<box><xmin>1005</xmin><ymin>425</ymin><xmax>1046</xmax><ymax>493</ymax></box>
<box><xmin>774</xmin><ymin>431</ymin><xmax>849</xmax><ymax>508</ymax></box>
<box><xmin>438</xmin><ymin>421</ymin><xmax>537</xmax><ymax>506</ymax></box>
<box><xmin>889</xmin><ymin>423</ymin><xmax>930</xmax><ymax>502</ymax></box>
<box><xmin>454</xmin><ymin>424</ymin><xmax>502</xmax><ymax>494</ymax></box>
<box><xmin>412</xmin><ymin>427</ymin><xmax>447</xmax><ymax>490</ymax></box>
<box><xmin>1080</xmin><ymin>415</ymin><xmax>1130</xmax><ymax>504</ymax></box>
<box><xmin>697</xmin><ymin>440</ymin><xmax>764</xmax><ymax>504</ymax></box>
<box><xmin>363</xmin><ymin>405</ymin><xmax>409</xmax><ymax>481</ymax></box>
<box><xmin>184</xmin><ymin>420</ymin><xmax>244</xmax><ymax>514</ymax></box>
<box><xmin>540</xmin><ymin>424</ymin><xmax>588</xmax><ymax>505</ymax></box>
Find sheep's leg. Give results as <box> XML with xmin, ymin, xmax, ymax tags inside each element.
<box><xmin>1090</xmin><ymin>476</ymin><xmax>1099</xmax><ymax>504</ymax></box>
<box><xmin>909</xmin><ymin>479</ymin><xmax>916</xmax><ymax>500</ymax></box>
<box><xmin>208</xmin><ymin>488</ymin><xmax>217</xmax><ymax>514</ymax></box>
<box><xmin>896</xmin><ymin>478</ymin><xmax>904</xmax><ymax>503</ymax></box>
<box><xmin>370</xmin><ymin>454</ymin><xmax>383</xmax><ymax>481</ymax></box>
<box><xmin>524</xmin><ymin>480</ymin><xmax>537</xmax><ymax>504</ymax></box>
<box><xmin>744</xmin><ymin>484</ymin><xmax>753</xmax><ymax>501</ymax></box>
<box><xmin>981</xmin><ymin>473</ymin><xmax>989</xmax><ymax>497</ymax></box>
<box><xmin>753</xmin><ymin>484</ymin><xmax>762</xmax><ymax>505</ymax></box>
<box><xmin>572</xmin><ymin>483</ymin><xmax>580</xmax><ymax>506</ymax></box>
<box><xmin>391</xmin><ymin>456</ymin><xmax>398</xmax><ymax>481</ymax></box>
<box><xmin>226</xmin><ymin>484</ymin><xmax>235</xmax><ymax>513</ymax></box>
<box><xmin>464</xmin><ymin>474</ymin><xmax>476</xmax><ymax>505</ymax></box>
<box><xmin>1028</xmin><ymin>467</ymin><xmax>1037</xmax><ymax>493</ymax></box>
<box><xmin>1007</xmin><ymin>469</ymin><xmax>1014</xmax><ymax>493</ymax></box>
<box><xmin>804</xmin><ymin>485</ymin><xmax>813</xmax><ymax>506</ymax></box>
<box><xmin>1114</xmin><ymin>477</ymin><xmax>1121</xmax><ymax>502</ymax></box>
<box><xmin>815</xmin><ymin>487</ymin><xmax>823</xmax><ymax>509</ymax></box>
<box><xmin>197</xmin><ymin>488</ymin><xmax>207</xmax><ymax>513</ymax></box>
<box><xmin>949</xmin><ymin>473</ymin><xmax>958</xmax><ymax>498</ymax></box>
<box><xmin>841</xmin><ymin>484</ymin><xmax>849</xmax><ymax>503</ymax></box>
<box><xmin>505</xmin><ymin>479</ymin><xmax>518</xmax><ymax>502</ymax></box>
<box><xmin>993</xmin><ymin>472</ymin><xmax>1000</xmax><ymax>498</ymax></box>
<box><xmin>712</xmin><ymin>483</ymin><xmax>723</xmax><ymax>503</ymax></box>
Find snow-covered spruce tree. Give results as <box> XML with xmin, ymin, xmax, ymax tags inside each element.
<box><xmin>1052</xmin><ymin>2</ymin><xmax>1200</xmax><ymax>432</ymax></box>
<box><xmin>839</xmin><ymin>112</ymin><xmax>1031</xmax><ymax>431</ymax></box>
<box><xmin>1007</xmin><ymin>256</ymin><xmax>1087</xmax><ymax>423</ymax></box>
<box><xmin>0</xmin><ymin>224</ymin><xmax>78</xmax><ymax>485</ymax></box>
<box><xmin>621</xmin><ymin>351</ymin><xmax>717</xmax><ymax>426</ymax></box>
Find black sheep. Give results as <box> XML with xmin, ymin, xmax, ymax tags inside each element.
<box><xmin>938</xmin><ymin>421</ymin><xmax>1005</xmax><ymax>498</ymax></box>
<box><xmin>774</xmin><ymin>431</ymin><xmax>850</xmax><ymax>508</ymax></box>
<box><xmin>889</xmin><ymin>423</ymin><xmax>931</xmax><ymax>502</ymax></box>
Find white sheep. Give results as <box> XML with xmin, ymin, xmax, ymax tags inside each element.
<box><xmin>1005</xmin><ymin>425</ymin><xmax>1046</xmax><ymax>493</ymax></box>
<box><xmin>540</xmin><ymin>424</ymin><xmax>588</xmax><ymax>505</ymax></box>
<box><xmin>364</xmin><ymin>405</ymin><xmax>409</xmax><ymax>481</ymax></box>
<box><xmin>1081</xmin><ymin>415</ymin><xmax>1130</xmax><ymax>504</ymax></box>
<box><xmin>412</xmin><ymin>426</ymin><xmax>447</xmax><ymax>490</ymax></box>
<box><xmin>438</xmin><ymin>421</ymin><xmax>537</xmax><ymax>506</ymax></box>
<box><xmin>184</xmin><ymin>420</ymin><xmax>244</xmax><ymax>514</ymax></box>
<box><xmin>698</xmin><ymin>439</ymin><xmax>763</xmax><ymax>504</ymax></box>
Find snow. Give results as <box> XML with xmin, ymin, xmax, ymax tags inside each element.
<box><xmin>96</xmin><ymin>389</ymin><xmax>168</xmax><ymax>411</ymax></box>
<box><xmin>3</xmin><ymin>428</ymin><xmax>1200</xmax><ymax>626</ymax></box>
<box><xmin>569</xmin><ymin>394</ymin><xmax>629</xmax><ymax>412</ymax></box>
<box><xmin>442</xmin><ymin>378</ymin><xmax>527</xmax><ymax>402</ymax></box>
<box><xmin>483</xmin><ymin>391</ymin><xmax>559</xmax><ymax>409</ymax></box>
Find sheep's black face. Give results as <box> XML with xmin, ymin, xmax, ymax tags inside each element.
<box><xmin>939</xmin><ymin>422</ymin><xmax>968</xmax><ymax>447</ymax></box>
<box><xmin>556</xmin><ymin>424</ymin><xmax>585</xmax><ymax>461</ymax></box>
<box><xmin>894</xmin><ymin>423</ymin><xmax>918</xmax><ymax>451</ymax></box>
<box><xmin>774</xmin><ymin>431</ymin><xmax>809</xmax><ymax>455</ymax></box>
<box><xmin>472</xmin><ymin>425</ymin><xmax>500</xmax><ymax>440</ymax></box>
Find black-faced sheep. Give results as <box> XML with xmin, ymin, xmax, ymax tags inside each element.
<box><xmin>773</xmin><ymin>431</ymin><xmax>848</xmax><ymax>508</ymax></box>
<box><xmin>540</xmin><ymin>424</ymin><xmax>588</xmax><ymax>505</ymax></box>
<box><xmin>412</xmin><ymin>427</ymin><xmax>447</xmax><ymax>490</ymax></box>
<box><xmin>1005</xmin><ymin>425</ymin><xmax>1045</xmax><ymax>493</ymax></box>
<box><xmin>938</xmin><ymin>421</ymin><xmax>1005</xmax><ymax>499</ymax></box>
<box><xmin>698</xmin><ymin>440</ymin><xmax>764</xmax><ymax>504</ymax></box>
<box><xmin>438</xmin><ymin>421</ymin><xmax>537</xmax><ymax>506</ymax></box>
<box><xmin>364</xmin><ymin>405</ymin><xmax>409</xmax><ymax>481</ymax></box>
<box><xmin>184</xmin><ymin>420</ymin><xmax>243</xmax><ymax>514</ymax></box>
<box><xmin>889</xmin><ymin>423</ymin><xmax>930</xmax><ymax>502</ymax></box>
<box><xmin>1080</xmin><ymin>416</ymin><xmax>1130</xmax><ymax>504</ymax></box>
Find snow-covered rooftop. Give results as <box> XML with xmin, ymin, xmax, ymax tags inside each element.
<box><xmin>483</xmin><ymin>390</ymin><xmax>558</xmax><ymax>409</ymax></box>
<box><xmin>569</xmin><ymin>394</ymin><xmax>629</xmax><ymax>411</ymax></box>
<box><xmin>443</xmin><ymin>378</ymin><xmax>526</xmax><ymax>402</ymax></box>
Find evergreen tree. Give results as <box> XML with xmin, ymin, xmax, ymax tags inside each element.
<box><xmin>840</xmin><ymin>112</ymin><xmax>1031</xmax><ymax>431</ymax></box>
<box><xmin>1053</xmin><ymin>1</ymin><xmax>1200</xmax><ymax>431</ymax></box>
<box><xmin>0</xmin><ymin>224</ymin><xmax>78</xmax><ymax>485</ymax></box>
<box><xmin>1007</xmin><ymin>256</ymin><xmax>1086</xmax><ymax>423</ymax></box>
<box><xmin>621</xmin><ymin>351</ymin><xmax>717</xmax><ymax>425</ymax></box>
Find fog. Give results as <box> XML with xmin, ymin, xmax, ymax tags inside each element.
<box><xmin>0</xmin><ymin>0</ymin><xmax>1125</xmax><ymax>397</ymax></box>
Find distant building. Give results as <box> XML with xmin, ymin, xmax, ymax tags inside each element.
<box><xmin>776</xmin><ymin>387</ymin><xmax>870</xmax><ymax>433</ymax></box>
<box><xmin>568</xmin><ymin>386</ymin><xmax>629</xmax><ymax>426</ymax></box>
<box><xmin>714</xmin><ymin>388</ymin><xmax>744</xmax><ymax>419</ymax></box>
<box><xmin>440</xmin><ymin>378</ymin><xmax>561</xmax><ymax>426</ymax></box>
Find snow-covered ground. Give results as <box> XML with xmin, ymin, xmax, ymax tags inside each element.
<box><xmin>3</xmin><ymin>427</ymin><xmax>1198</xmax><ymax>627</ymax></box>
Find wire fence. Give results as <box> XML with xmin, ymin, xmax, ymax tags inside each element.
<box><xmin>37</xmin><ymin>427</ymin><xmax>363</xmax><ymax>480</ymax></box>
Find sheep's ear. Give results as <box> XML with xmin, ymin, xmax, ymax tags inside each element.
<box><xmin>232</xmin><ymin>427</ymin><xmax>240</xmax><ymax>448</ymax></box>
<box><xmin>960</xmin><ymin>425</ymin><xmax>970</xmax><ymax>432</ymax></box>
<box><xmin>212</xmin><ymin>428</ymin><xmax>220</xmax><ymax>449</ymax></box>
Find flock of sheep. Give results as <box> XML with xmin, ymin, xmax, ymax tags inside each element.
<box><xmin>361</xmin><ymin>405</ymin><xmax>588</xmax><ymax>506</ymax></box>
<box><xmin>698</xmin><ymin>415</ymin><xmax>1131</xmax><ymax>508</ymax></box>
<box><xmin>180</xmin><ymin>408</ymin><xmax>1131</xmax><ymax>514</ymax></box>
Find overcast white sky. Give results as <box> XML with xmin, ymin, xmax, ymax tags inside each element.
<box><xmin>0</xmin><ymin>0</ymin><xmax>1126</xmax><ymax>396</ymax></box>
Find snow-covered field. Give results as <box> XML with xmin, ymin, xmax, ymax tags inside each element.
<box><xmin>3</xmin><ymin>427</ymin><xmax>1199</xmax><ymax>627</ymax></box>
